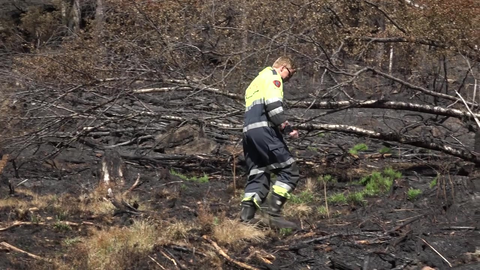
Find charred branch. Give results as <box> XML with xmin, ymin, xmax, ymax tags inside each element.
<box><xmin>298</xmin><ymin>123</ymin><xmax>480</xmax><ymax>165</ymax></box>
<box><xmin>295</xmin><ymin>99</ymin><xmax>480</xmax><ymax>121</ymax></box>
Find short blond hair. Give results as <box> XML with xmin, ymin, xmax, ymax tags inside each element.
<box><xmin>272</xmin><ymin>56</ymin><xmax>296</xmax><ymax>70</ymax></box>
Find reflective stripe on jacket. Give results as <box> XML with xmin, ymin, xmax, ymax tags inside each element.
<box><xmin>243</xmin><ymin>67</ymin><xmax>287</xmax><ymax>133</ymax></box>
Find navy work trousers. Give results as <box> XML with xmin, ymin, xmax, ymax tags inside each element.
<box><xmin>242</xmin><ymin>127</ymin><xmax>300</xmax><ymax>203</ymax></box>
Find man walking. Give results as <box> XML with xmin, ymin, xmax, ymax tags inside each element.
<box><xmin>240</xmin><ymin>56</ymin><xmax>300</xmax><ymax>228</ymax></box>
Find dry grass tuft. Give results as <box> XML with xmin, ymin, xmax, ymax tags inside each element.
<box><xmin>78</xmin><ymin>189</ymin><xmax>116</xmax><ymax>216</ymax></box>
<box><xmin>160</xmin><ymin>220</ymin><xmax>197</xmax><ymax>243</ymax></box>
<box><xmin>0</xmin><ymin>154</ymin><xmax>9</xmax><ymax>175</ymax></box>
<box><xmin>284</xmin><ymin>203</ymin><xmax>313</xmax><ymax>219</ymax></box>
<box><xmin>0</xmin><ymin>196</ymin><xmax>30</xmax><ymax>209</ymax></box>
<box><xmin>213</xmin><ymin>219</ymin><xmax>266</xmax><ymax>247</ymax></box>
<box><xmin>0</xmin><ymin>190</ymin><xmax>80</xmax><ymax>219</ymax></box>
<box><xmin>197</xmin><ymin>204</ymin><xmax>216</xmax><ymax>223</ymax></box>
<box><xmin>81</xmin><ymin>220</ymin><xmax>159</xmax><ymax>269</ymax></box>
<box><xmin>196</xmin><ymin>203</ymin><xmax>219</xmax><ymax>233</ymax></box>
<box><xmin>204</xmin><ymin>249</ymin><xmax>224</xmax><ymax>269</ymax></box>
<box><xmin>52</xmin><ymin>219</ymin><xmax>198</xmax><ymax>270</ymax></box>
<box><xmin>0</xmin><ymin>191</ymin><xmax>94</xmax><ymax>224</ymax></box>
<box><xmin>304</xmin><ymin>177</ymin><xmax>318</xmax><ymax>192</ymax></box>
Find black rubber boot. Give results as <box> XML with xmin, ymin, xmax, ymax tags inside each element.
<box><xmin>240</xmin><ymin>201</ymin><xmax>256</xmax><ymax>222</ymax></box>
<box><xmin>267</xmin><ymin>192</ymin><xmax>298</xmax><ymax>229</ymax></box>
<box><xmin>268</xmin><ymin>192</ymin><xmax>288</xmax><ymax>216</ymax></box>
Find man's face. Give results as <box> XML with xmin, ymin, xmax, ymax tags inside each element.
<box><xmin>281</xmin><ymin>65</ymin><xmax>295</xmax><ymax>82</ymax></box>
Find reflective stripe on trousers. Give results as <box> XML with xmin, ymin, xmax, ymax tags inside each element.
<box><xmin>242</xmin><ymin>161</ymin><xmax>299</xmax><ymax>203</ymax></box>
<box><xmin>249</xmin><ymin>157</ymin><xmax>295</xmax><ymax>176</ymax></box>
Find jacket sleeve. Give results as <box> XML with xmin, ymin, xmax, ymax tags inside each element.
<box><xmin>264</xmin><ymin>79</ymin><xmax>287</xmax><ymax>127</ymax></box>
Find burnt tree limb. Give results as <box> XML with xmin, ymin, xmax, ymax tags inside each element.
<box><xmin>298</xmin><ymin>123</ymin><xmax>480</xmax><ymax>165</ymax></box>
<box><xmin>133</xmin><ymin>84</ymin><xmax>479</xmax><ymax>121</ymax></box>
<box><xmin>293</xmin><ymin>99</ymin><xmax>480</xmax><ymax>121</ymax></box>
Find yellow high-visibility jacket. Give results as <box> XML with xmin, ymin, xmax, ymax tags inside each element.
<box><xmin>243</xmin><ymin>67</ymin><xmax>286</xmax><ymax>136</ymax></box>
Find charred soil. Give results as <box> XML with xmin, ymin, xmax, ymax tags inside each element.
<box><xmin>1</xmin><ymin>136</ymin><xmax>480</xmax><ymax>270</ymax></box>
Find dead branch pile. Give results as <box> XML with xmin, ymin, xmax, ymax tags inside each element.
<box><xmin>1</xmin><ymin>70</ymin><xmax>479</xmax><ymax>174</ymax></box>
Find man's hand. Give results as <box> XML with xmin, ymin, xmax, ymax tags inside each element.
<box><xmin>281</xmin><ymin>121</ymin><xmax>298</xmax><ymax>138</ymax></box>
<box><xmin>289</xmin><ymin>130</ymin><xmax>299</xmax><ymax>139</ymax></box>
<box><xmin>280</xmin><ymin>121</ymin><xmax>290</xmax><ymax>131</ymax></box>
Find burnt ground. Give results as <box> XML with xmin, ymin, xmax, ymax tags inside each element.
<box><xmin>0</xmin><ymin>86</ymin><xmax>480</xmax><ymax>270</ymax></box>
<box><xmin>1</xmin><ymin>130</ymin><xmax>480</xmax><ymax>270</ymax></box>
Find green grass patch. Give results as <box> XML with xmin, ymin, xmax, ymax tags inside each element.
<box><xmin>170</xmin><ymin>169</ymin><xmax>209</xmax><ymax>183</ymax></box>
<box><xmin>318</xmin><ymin>174</ymin><xmax>337</xmax><ymax>184</ymax></box>
<box><xmin>279</xmin><ymin>227</ymin><xmax>293</xmax><ymax>237</ymax></box>
<box><xmin>382</xmin><ymin>167</ymin><xmax>402</xmax><ymax>181</ymax></box>
<box><xmin>63</xmin><ymin>237</ymin><xmax>82</xmax><ymax>246</ymax></box>
<box><xmin>360</xmin><ymin>168</ymin><xmax>401</xmax><ymax>196</ymax></box>
<box><xmin>317</xmin><ymin>206</ymin><xmax>329</xmax><ymax>217</ymax></box>
<box><xmin>407</xmin><ymin>188</ymin><xmax>422</xmax><ymax>201</ymax></box>
<box><xmin>30</xmin><ymin>214</ymin><xmax>40</xmax><ymax>224</ymax></box>
<box><xmin>55</xmin><ymin>210</ymin><xmax>69</xmax><ymax>221</ymax></box>
<box><xmin>347</xmin><ymin>192</ymin><xmax>366</xmax><ymax>206</ymax></box>
<box><xmin>328</xmin><ymin>193</ymin><xmax>347</xmax><ymax>205</ymax></box>
<box><xmin>54</xmin><ymin>222</ymin><xmax>72</xmax><ymax>231</ymax></box>
<box><xmin>290</xmin><ymin>190</ymin><xmax>315</xmax><ymax>204</ymax></box>
<box><xmin>379</xmin><ymin>146</ymin><xmax>391</xmax><ymax>154</ymax></box>
<box><xmin>429</xmin><ymin>178</ymin><xmax>437</xmax><ymax>189</ymax></box>
<box><xmin>349</xmin><ymin>143</ymin><xmax>368</xmax><ymax>155</ymax></box>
